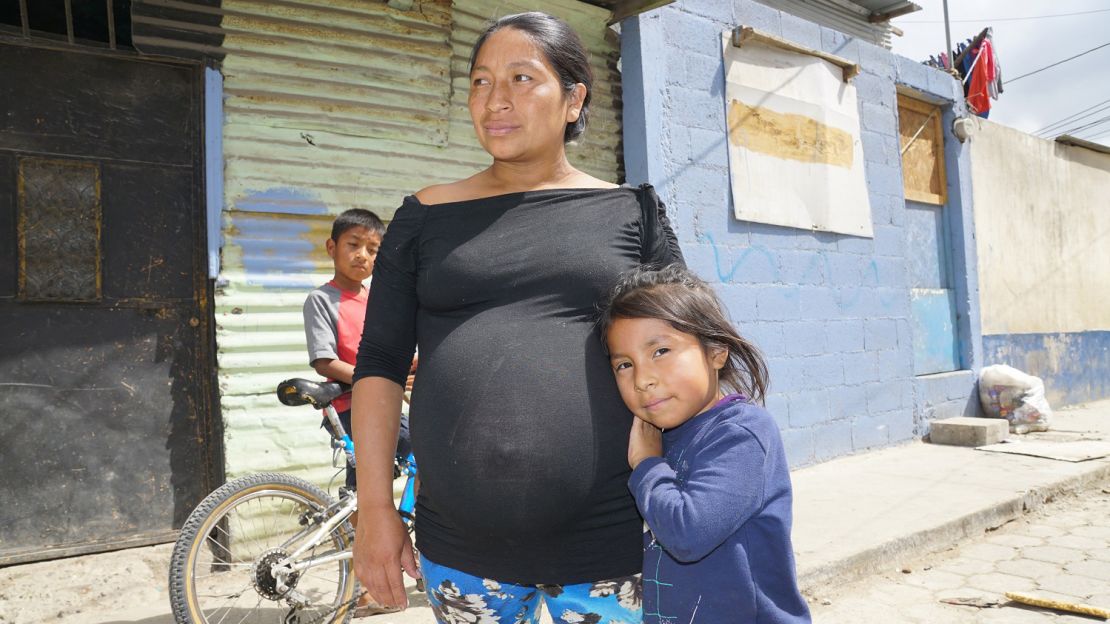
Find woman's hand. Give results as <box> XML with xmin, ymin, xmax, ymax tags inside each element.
<box><xmin>353</xmin><ymin>504</ymin><xmax>420</xmax><ymax>608</ymax></box>
<box><xmin>628</xmin><ymin>417</ymin><xmax>663</xmax><ymax>470</ymax></box>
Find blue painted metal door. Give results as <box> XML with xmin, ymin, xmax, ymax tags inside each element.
<box><xmin>906</xmin><ymin>201</ymin><xmax>960</xmax><ymax>374</ymax></box>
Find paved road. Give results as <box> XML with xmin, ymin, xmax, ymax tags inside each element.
<box><xmin>809</xmin><ymin>478</ymin><xmax>1110</xmax><ymax>623</ymax></box>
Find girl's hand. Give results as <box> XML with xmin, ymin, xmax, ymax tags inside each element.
<box><xmin>628</xmin><ymin>417</ymin><xmax>663</xmax><ymax>470</ymax></box>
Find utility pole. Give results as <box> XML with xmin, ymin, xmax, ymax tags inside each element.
<box><xmin>942</xmin><ymin>0</ymin><xmax>953</xmax><ymax>69</ymax></box>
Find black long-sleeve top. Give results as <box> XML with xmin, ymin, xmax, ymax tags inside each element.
<box><xmin>354</xmin><ymin>184</ymin><xmax>683</xmax><ymax>584</ymax></box>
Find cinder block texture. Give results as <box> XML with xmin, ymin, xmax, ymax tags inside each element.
<box><xmin>928</xmin><ymin>417</ymin><xmax>1009</xmax><ymax>447</ymax></box>
<box><xmin>628</xmin><ymin>0</ymin><xmax>979</xmax><ymax>468</ymax></box>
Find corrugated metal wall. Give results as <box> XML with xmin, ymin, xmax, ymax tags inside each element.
<box><xmin>214</xmin><ymin>0</ymin><xmax>623</xmax><ymax>485</ymax></box>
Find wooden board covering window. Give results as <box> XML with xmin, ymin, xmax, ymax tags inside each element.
<box><xmin>897</xmin><ymin>94</ymin><xmax>947</xmax><ymax>205</ymax></box>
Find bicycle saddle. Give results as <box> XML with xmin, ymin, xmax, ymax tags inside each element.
<box><xmin>276</xmin><ymin>378</ymin><xmax>350</xmax><ymax>409</ymax></box>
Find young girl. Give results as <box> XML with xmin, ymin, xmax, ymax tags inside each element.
<box><xmin>600</xmin><ymin>265</ymin><xmax>812</xmax><ymax>624</ymax></box>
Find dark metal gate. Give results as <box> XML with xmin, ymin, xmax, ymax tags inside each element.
<box><xmin>0</xmin><ymin>43</ymin><xmax>217</xmax><ymax>565</ymax></box>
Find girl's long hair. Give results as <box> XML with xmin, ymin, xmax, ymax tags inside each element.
<box><xmin>599</xmin><ymin>264</ymin><xmax>769</xmax><ymax>403</ymax></box>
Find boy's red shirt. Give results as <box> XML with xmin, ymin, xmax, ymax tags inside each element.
<box><xmin>330</xmin><ymin>279</ymin><xmax>367</xmax><ymax>413</ymax></box>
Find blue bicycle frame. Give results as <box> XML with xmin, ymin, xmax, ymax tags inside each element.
<box><xmin>320</xmin><ymin>401</ymin><xmax>417</xmax><ymax>521</ymax></box>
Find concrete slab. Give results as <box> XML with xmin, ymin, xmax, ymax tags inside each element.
<box><xmin>930</xmin><ymin>416</ymin><xmax>1009</xmax><ymax>446</ymax></box>
<box><xmin>792</xmin><ymin>400</ymin><xmax>1110</xmax><ymax>592</ymax></box>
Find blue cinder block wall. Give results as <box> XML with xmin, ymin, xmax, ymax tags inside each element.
<box><xmin>621</xmin><ymin>0</ymin><xmax>983</xmax><ymax>467</ymax></box>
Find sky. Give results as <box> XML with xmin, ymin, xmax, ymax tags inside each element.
<box><xmin>889</xmin><ymin>0</ymin><xmax>1110</xmax><ymax>145</ymax></box>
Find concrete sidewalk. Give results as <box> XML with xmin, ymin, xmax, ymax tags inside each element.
<box><xmin>1</xmin><ymin>402</ymin><xmax>1107</xmax><ymax>623</ymax></box>
<box><xmin>792</xmin><ymin>400</ymin><xmax>1110</xmax><ymax>594</ymax></box>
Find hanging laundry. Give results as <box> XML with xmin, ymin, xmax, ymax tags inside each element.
<box><xmin>967</xmin><ymin>38</ymin><xmax>999</xmax><ymax>117</ymax></box>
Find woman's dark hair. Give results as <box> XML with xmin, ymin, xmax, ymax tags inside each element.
<box><xmin>469</xmin><ymin>12</ymin><xmax>593</xmax><ymax>143</ymax></box>
<box><xmin>599</xmin><ymin>265</ymin><xmax>769</xmax><ymax>403</ymax></box>
<box><xmin>331</xmin><ymin>208</ymin><xmax>385</xmax><ymax>241</ymax></box>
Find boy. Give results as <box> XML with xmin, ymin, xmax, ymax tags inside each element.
<box><xmin>303</xmin><ymin>208</ymin><xmax>410</xmax><ymax>617</ymax></box>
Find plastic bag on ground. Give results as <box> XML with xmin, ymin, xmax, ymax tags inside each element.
<box><xmin>978</xmin><ymin>364</ymin><xmax>1052</xmax><ymax>434</ymax></box>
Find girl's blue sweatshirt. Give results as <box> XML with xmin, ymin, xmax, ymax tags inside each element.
<box><xmin>629</xmin><ymin>396</ymin><xmax>812</xmax><ymax>623</ymax></box>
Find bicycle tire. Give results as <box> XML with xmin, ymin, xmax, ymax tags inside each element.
<box><xmin>168</xmin><ymin>472</ymin><xmax>357</xmax><ymax>624</ymax></box>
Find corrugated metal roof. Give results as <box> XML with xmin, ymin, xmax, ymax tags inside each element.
<box><xmin>212</xmin><ymin>0</ymin><xmax>624</xmax><ymax>485</ymax></box>
<box><xmin>762</xmin><ymin>0</ymin><xmax>921</xmax><ymax>47</ymax></box>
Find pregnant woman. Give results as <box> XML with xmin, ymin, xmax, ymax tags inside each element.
<box><xmin>349</xmin><ymin>12</ymin><xmax>683</xmax><ymax>623</ymax></box>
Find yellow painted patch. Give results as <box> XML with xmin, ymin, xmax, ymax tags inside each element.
<box><xmin>727</xmin><ymin>100</ymin><xmax>854</xmax><ymax>168</ymax></box>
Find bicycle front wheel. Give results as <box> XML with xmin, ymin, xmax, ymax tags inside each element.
<box><xmin>169</xmin><ymin>473</ymin><xmax>357</xmax><ymax>624</ymax></box>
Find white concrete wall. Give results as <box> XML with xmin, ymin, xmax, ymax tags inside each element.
<box><xmin>970</xmin><ymin>122</ymin><xmax>1110</xmax><ymax>336</ymax></box>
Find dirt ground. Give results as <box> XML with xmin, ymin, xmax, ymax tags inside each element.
<box><xmin>0</xmin><ymin>543</ymin><xmax>433</xmax><ymax>624</ymax></box>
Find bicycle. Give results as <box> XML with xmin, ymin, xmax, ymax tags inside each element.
<box><xmin>168</xmin><ymin>378</ymin><xmax>418</xmax><ymax>624</ymax></box>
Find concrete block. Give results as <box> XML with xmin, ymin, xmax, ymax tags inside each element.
<box><xmin>799</xmin><ymin>287</ymin><xmax>840</xmax><ymax>321</ymax></box>
<box><xmin>664</xmin><ymin>46</ymin><xmax>687</xmax><ymax>86</ymax></box>
<box><xmin>813</xmin><ymin>419</ymin><xmax>854</xmax><ymax>461</ymax></box>
<box><xmin>944</xmin><ymin>369</ymin><xmax>976</xmax><ymax>400</ymax></box>
<box><xmin>929</xmin><ymin>416</ymin><xmax>1009</xmax><ymax>447</ymax></box>
<box><xmin>842</xmin><ymin>350</ymin><xmax>880</xmax><ymax>384</ymax></box>
<box><xmin>829</xmin><ymin>383</ymin><xmax>868</xmax><ymax>421</ymax></box>
<box><xmin>742</xmin><ymin>321</ymin><xmax>785</xmax><ymax>357</ymax></box>
<box><xmin>681</xmin><ymin>0</ymin><xmax>733</xmax><ymax>24</ymax></box>
<box><xmin>722</xmin><ymin>243</ymin><xmax>780</xmax><ymax>284</ymax></box>
<box><xmin>798</xmin><ymin>353</ymin><xmax>844</xmax><ymax>388</ymax></box>
<box><xmin>852</xmin><ymin>412</ymin><xmax>891</xmax><ymax>449</ymax></box>
<box><xmin>874</xmin><ymin>224</ymin><xmax>906</xmax><ymax>257</ymax></box>
<box><xmin>764</xmin><ymin>392</ymin><xmax>790</xmax><ymax>426</ymax></box>
<box><xmin>860</xmin><ymin>102</ymin><xmax>893</xmax><ymax>133</ymax></box>
<box><xmin>670</xmin><ymin>162</ymin><xmax>729</xmax><ymax>210</ymax></box>
<box><xmin>662</xmin><ymin>9</ymin><xmax>720</xmax><ymax>57</ymax></box>
<box><xmin>887</xmin><ymin>409</ymin><xmax>917</xmax><ymax>442</ymax></box>
<box><xmin>827</xmin><ymin>253</ymin><xmax>863</xmax><ymax>284</ymax></box>
<box><xmin>684</xmin><ymin>241</ymin><xmax>727</xmax><ymax>284</ymax></box>
<box><xmin>865</xmin><ymin>380</ymin><xmax>903</xmax><ymax>412</ymax></box>
<box><xmin>826</xmin><ymin>319</ymin><xmax>865</xmax><ymax>353</ymax></box>
<box><xmin>783</xmin><ymin>321</ymin><xmax>826</xmax><ymax>356</ymax></box>
<box><xmin>877</xmin><ymin>348</ymin><xmax>913</xmax><ymax>380</ymax></box>
<box><xmin>864</xmin><ymin>318</ymin><xmax>898</xmax><ymax>350</ymax></box>
<box><xmin>735</xmin><ymin>1</ymin><xmax>782</xmax><ymax>38</ymax></box>
<box><xmin>927</xmin><ymin>68</ymin><xmax>960</xmax><ymax>101</ymax></box>
<box><xmin>684</xmin><ymin>52</ymin><xmax>725</xmax><ymax>94</ymax></box>
<box><xmin>669</xmin><ymin>86</ymin><xmax>726</xmax><ymax>131</ymax></box>
<box><xmin>858</xmin><ymin>41</ymin><xmax>895</xmax><ymax>80</ymax></box>
<box><xmin>788</xmin><ymin>389</ymin><xmax>830</xmax><ymax>428</ymax></box>
<box><xmin>836</xmin><ymin>235</ymin><xmax>875</xmax><ymax>255</ymax></box>
<box><xmin>866</xmin><ymin>161</ymin><xmax>904</xmax><ymax>197</ymax></box>
<box><xmin>717</xmin><ymin>283</ymin><xmax>759</xmax><ymax>320</ymax></box>
<box><xmin>780</xmin><ymin>427</ymin><xmax>814</xmax><ymax>468</ymax></box>
<box><xmin>861</xmin><ymin>129</ymin><xmax>896</xmax><ymax>167</ymax></box>
<box><xmin>755</xmin><ymin>285</ymin><xmax>802</xmax><ymax>321</ymax></box>
<box><xmin>778</xmin><ymin>250</ymin><xmax>826</xmax><ymax>285</ymax></box>
<box><xmin>872</xmin><ymin>256</ymin><xmax>908</xmax><ymax>288</ymax></box>
<box><xmin>686</xmin><ymin>126</ymin><xmax>729</xmax><ymax>167</ymax></box>
<box><xmin>780</xmin><ymin>11</ymin><xmax>821</xmax><ymax>51</ymax></box>
<box><xmin>798</xmin><ymin>230</ymin><xmax>841</xmax><ymax>251</ymax></box>
<box><xmin>820</xmin><ymin>26</ymin><xmax>856</xmax><ymax>62</ymax></box>
<box><xmin>766</xmin><ymin>356</ymin><xmax>802</xmax><ymax>391</ymax></box>
<box><xmin>895</xmin><ymin>54</ymin><xmax>930</xmax><ymax>91</ymax></box>
<box><xmin>748</xmin><ymin>222</ymin><xmax>801</xmax><ymax>249</ymax></box>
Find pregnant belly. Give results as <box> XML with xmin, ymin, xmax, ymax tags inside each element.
<box><xmin>409</xmin><ymin>319</ymin><xmax>622</xmax><ymax>537</ymax></box>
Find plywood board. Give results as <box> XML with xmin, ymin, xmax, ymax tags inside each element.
<box><xmin>722</xmin><ymin>32</ymin><xmax>873</xmax><ymax>237</ymax></box>
<box><xmin>898</xmin><ymin>94</ymin><xmax>947</xmax><ymax>205</ymax></box>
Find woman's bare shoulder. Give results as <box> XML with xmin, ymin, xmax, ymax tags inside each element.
<box><xmin>568</xmin><ymin>172</ymin><xmax>620</xmax><ymax>189</ymax></box>
<box><xmin>413</xmin><ymin>177</ymin><xmax>482</xmax><ymax>205</ymax></box>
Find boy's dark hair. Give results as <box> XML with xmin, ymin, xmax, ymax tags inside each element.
<box><xmin>330</xmin><ymin>209</ymin><xmax>385</xmax><ymax>241</ymax></box>
<box><xmin>469</xmin><ymin>12</ymin><xmax>593</xmax><ymax>143</ymax></box>
<box><xmin>599</xmin><ymin>264</ymin><xmax>769</xmax><ymax>403</ymax></box>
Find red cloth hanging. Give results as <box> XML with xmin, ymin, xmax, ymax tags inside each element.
<box><xmin>967</xmin><ymin>39</ymin><xmax>996</xmax><ymax>117</ymax></box>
